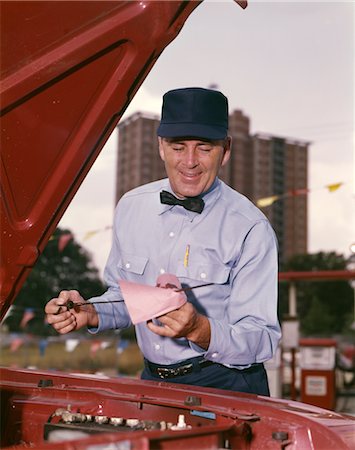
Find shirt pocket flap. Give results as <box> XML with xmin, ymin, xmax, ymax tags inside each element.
<box><xmin>118</xmin><ymin>253</ymin><xmax>148</xmax><ymax>275</ymax></box>
<box><xmin>177</xmin><ymin>263</ymin><xmax>230</xmax><ymax>284</ymax></box>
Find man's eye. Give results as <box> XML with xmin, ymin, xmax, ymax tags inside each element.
<box><xmin>172</xmin><ymin>146</ymin><xmax>184</xmax><ymax>151</ymax></box>
<box><xmin>199</xmin><ymin>146</ymin><xmax>212</xmax><ymax>152</ymax></box>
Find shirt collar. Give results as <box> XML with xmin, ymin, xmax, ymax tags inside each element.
<box><xmin>158</xmin><ymin>177</ymin><xmax>221</xmax><ymax>218</ymax></box>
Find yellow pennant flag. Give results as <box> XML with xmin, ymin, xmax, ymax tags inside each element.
<box><xmin>326</xmin><ymin>182</ymin><xmax>343</xmax><ymax>192</ymax></box>
<box><xmin>83</xmin><ymin>230</ymin><xmax>98</xmax><ymax>241</ymax></box>
<box><xmin>257</xmin><ymin>195</ymin><xmax>279</xmax><ymax>208</ymax></box>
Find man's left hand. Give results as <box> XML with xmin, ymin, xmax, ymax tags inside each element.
<box><xmin>146</xmin><ymin>302</ymin><xmax>211</xmax><ymax>350</ymax></box>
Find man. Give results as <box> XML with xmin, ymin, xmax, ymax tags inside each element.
<box><xmin>45</xmin><ymin>87</ymin><xmax>281</xmax><ymax>395</ymax></box>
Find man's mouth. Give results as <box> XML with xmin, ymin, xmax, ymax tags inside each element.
<box><xmin>179</xmin><ymin>171</ymin><xmax>202</xmax><ymax>180</ymax></box>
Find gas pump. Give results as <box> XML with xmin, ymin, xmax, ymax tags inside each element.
<box><xmin>299</xmin><ymin>338</ymin><xmax>337</xmax><ymax>410</ymax></box>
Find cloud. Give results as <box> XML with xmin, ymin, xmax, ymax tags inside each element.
<box><xmin>58</xmin><ymin>1</ymin><xmax>354</xmax><ymax>279</ymax></box>
<box><xmin>308</xmin><ymin>156</ymin><xmax>354</xmax><ymax>256</ymax></box>
<box><xmin>309</xmin><ymin>188</ymin><xmax>354</xmax><ymax>256</ymax></box>
<box><xmin>122</xmin><ymin>86</ymin><xmax>161</xmax><ymax>119</ymax></box>
<box><xmin>59</xmin><ymin>200</ymin><xmax>114</xmax><ymax>277</ymax></box>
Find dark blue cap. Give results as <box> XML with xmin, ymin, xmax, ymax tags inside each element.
<box><xmin>157</xmin><ymin>87</ymin><xmax>229</xmax><ymax>140</ymax></box>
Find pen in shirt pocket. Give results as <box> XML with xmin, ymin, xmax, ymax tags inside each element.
<box><xmin>184</xmin><ymin>244</ymin><xmax>190</xmax><ymax>268</ymax></box>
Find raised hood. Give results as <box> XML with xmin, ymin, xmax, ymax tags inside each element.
<box><xmin>0</xmin><ymin>1</ymin><xmax>247</xmax><ymax>320</ymax></box>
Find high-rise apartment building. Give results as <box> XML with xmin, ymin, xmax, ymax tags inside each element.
<box><xmin>115</xmin><ymin>110</ymin><xmax>309</xmax><ymax>264</ymax></box>
<box><xmin>115</xmin><ymin>112</ymin><xmax>163</xmax><ymax>201</ymax></box>
<box><xmin>250</xmin><ymin>134</ymin><xmax>308</xmax><ymax>263</ymax></box>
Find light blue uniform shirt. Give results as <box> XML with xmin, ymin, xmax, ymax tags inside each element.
<box><xmin>89</xmin><ymin>178</ymin><xmax>281</xmax><ymax>368</ymax></box>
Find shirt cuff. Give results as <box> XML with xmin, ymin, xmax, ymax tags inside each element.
<box><xmin>203</xmin><ymin>318</ymin><xmax>254</xmax><ymax>368</ymax></box>
<box><xmin>87</xmin><ymin>294</ymin><xmax>132</xmax><ymax>332</ymax></box>
<box><xmin>189</xmin><ymin>341</ymin><xmax>207</xmax><ymax>356</ymax></box>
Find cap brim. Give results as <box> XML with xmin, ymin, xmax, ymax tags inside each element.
<box><xmin>157</xmin><ymin>123</ymin><xmax>227</xmax><ymax>140</ymax></box>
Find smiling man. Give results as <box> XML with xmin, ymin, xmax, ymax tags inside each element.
<box><xmin>158</xmin><ymin>137</ymin><xmax>231</xmax><ymax>199</ymax></box>
<box><xmin>45</xmin><ymin>87</ymin><xmax>281</xmax><ymax>395</ymax></box>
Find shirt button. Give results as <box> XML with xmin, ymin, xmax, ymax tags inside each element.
<box><xmin>212</xmin><ymin>352</ymin><xmax>218</xmax><ymax>358</ymax></box>
<box><xmin>154</xmin><ymin>344</ymin><xmax>161</xmax><ymax>350</ymax></box>
<box><xmin>125</xmin><ymin>262</ymin><xmax>131</xmax><ymax>269</ymax></box>
<box><xmin>160</xmin><ymin>268</ymin><xmax>165</xmax><ymax>274</ymax></box>
<box><xmin>200</xmin><ymin>272</ymin><xmax>207</xmax><ymax>279</ymax></box>
<box><xmin>169</xmin><ymin>231</ymin><xmax>175</xmax><ymax>238</ymax></box>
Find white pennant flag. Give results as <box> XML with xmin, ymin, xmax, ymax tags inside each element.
<box><xmin>65</xmin><ymin>339</ymin><xmax>79</xmax><ymax>352</ymax></box>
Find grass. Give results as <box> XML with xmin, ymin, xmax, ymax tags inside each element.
<box><xmin>0</xmin><ymin>336</ymin><xmax>144</xmax><ymax>377</ymax></box>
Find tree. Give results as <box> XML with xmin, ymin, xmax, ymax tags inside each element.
<box><xmin>4</xmin><ymin>228</ymin><xmax>106</xmax><ymax>335</ymax></box>
<box><xmin>279</xmin><ymin>252</ymin><xmax>353</xmax><ymax>336</ymax></box>
<box><xmin>301</xmin><ymin>296</ymin><xmax>334</xmax><ymax>336</ymax></box>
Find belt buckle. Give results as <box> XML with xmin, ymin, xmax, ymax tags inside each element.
<box><xmin>156</xmin><ymin>363</ymin><xmax>193</xmax><ymax>379</ymax></box>
<box><xmin>157</xmin><ymin>367</ymin><xmax>172</xmax><ymax>379</ymax></box>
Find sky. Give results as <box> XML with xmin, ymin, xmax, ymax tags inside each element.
<box><xmin>59</xmin><ymin>0</ymin><xmax>354</xmax><ymax>278</ymax></box>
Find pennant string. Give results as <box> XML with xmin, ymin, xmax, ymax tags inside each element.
<box><xmin>257</xmin><ymin>181</ymin><xmax>344</xmax><ymax>208</ymax></box>
<box><xmin>326</xmin><ymin>182</ymin><xmax>343</xmax><ymax>192</ymax></box>
<box><xmin>46</xmin><ymin>182</ymin><xmax>345</xmax><ymax>229</ymax></box>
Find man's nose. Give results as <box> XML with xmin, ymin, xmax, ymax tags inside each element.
<box><xmin>183</xmin><ymin>148</ymin><xmax>198</xmax><ymax>167</ymax></box>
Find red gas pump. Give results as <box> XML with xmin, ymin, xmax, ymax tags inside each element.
<box><xmin>299</xmin><ymin>338</ymin><xmax>337</xmax><ymax>410</ymax></box>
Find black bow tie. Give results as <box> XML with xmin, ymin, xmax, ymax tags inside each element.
<box><xmin>160</xmin><ymin>190</ymin><xmax>205</xmax><ymax>214</ymax></box>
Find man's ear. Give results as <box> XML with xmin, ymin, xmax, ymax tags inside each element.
<box><xmin>158</xmin><ymin>137</ymin><xmax>166</xmax><ymax>162</ymax></box>
<box><xmin>221</xmin><ymin>136</ymin><xmax>232</xmax><ymax>167</ymax></box>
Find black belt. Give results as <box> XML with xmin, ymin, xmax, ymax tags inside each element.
<box><xmin>145</xmin><ymin>357</ymin><xmax>214</xmax><ymax>379</ymax></box>
<box><xmin>145</xmin><ymin>358</ymin><xmax>265</xmax><ymax>380</ymax></box>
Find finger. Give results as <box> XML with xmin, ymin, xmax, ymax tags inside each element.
<box><xmin>57</xmin><ymin>289</ymin><xmax>82</xmax><ymax>301</ymax></box>
<box><xmin>45</xmin><ymin>309</ymin><xmax>72</xmax><ymax>325</ymax></box>
<box><xmin>55</xmin><ymin>290</ymin><xmax>83</xmax><ymax>311</ymax></box>
<box><xmin>53</xmin><ymin>315</ymin><xmax>77</xmax><ymax>334</ymax></box>
<box><xmin>48</xmin><ymin>291</ymin><xmax>70</xmax><ymax>313</ymax></box>
<box><xmin>155</xmin><ymin>314</ymin><xmax>178</xmax><ymax>328</ymax></box>
<box><xmin>146</xmin><ymin>320</ymin><xmax>174</xmax><ymax>337</ymax></box>
<box><xmin>58</xmin><ymin>290</ymin><xmax>71</xmax><ymax>302</ymax></box>
<box><xmin>67</xmin><ymin>290</ymin><xmax>83</xmax><ymax>303</ymax></box>
<box><xmin>54</xmin><ymin>306</ymin><xmax>63</xmax><ymax>315</ymax></box>
<box><xmin>157</xmin><ymin>308</ymin><xmax>187</xmax><ymax>327</ymax></box>
<box><xmin>45</xmin><ymin>298</ymin><xmax>65</xmax><ymax>315</ymax></box>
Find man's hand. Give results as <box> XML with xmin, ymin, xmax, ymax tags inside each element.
<box><xmin>45</xmin><ymin>290</ymin><xmax>98</xmax><ymax>334</ymax></box>
<box><xmin>146</xmin><ymin>302</ymin><xmax>211</xmax><ymax>350</ymax></box>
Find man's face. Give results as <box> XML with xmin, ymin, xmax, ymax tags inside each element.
<box><xmin>158</xmin><ymin>137</ymin><xmax>231</xmax><ymax>198</ymax></box>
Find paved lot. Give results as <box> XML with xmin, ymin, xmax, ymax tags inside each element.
<box><xmin>267</xmin><ymin>364</ymin><xmax>355</xmax><ymax>416</ymax></box>
<box><xmin>336</xmin><ymin>389</ymin><xmax>355</xmax><ymax>416</ymax></box>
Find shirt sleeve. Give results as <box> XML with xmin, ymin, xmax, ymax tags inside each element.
<box><xmin>87</xmin><ymin>207</ymin><xmax>132</xmax><ymax>334</ymax></box>
<box><xmin>202</xmin><ymin>220</ymin><xmax>281</xmax><ymax>367</ymax></box>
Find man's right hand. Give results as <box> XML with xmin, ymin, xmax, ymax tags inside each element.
<box><xmin>45</xmin><ymin>290</ymin><xmax>98</xmax><ymax>334</ymax></box>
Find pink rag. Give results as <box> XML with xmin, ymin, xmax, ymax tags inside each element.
<box><xmin>119</xmin><ymin>274</ymin><xmax>187</xmax><ymax>324</ymax></box>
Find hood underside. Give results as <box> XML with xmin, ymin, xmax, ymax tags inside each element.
<box><xmin>0</xmin><ymin>1</ymin><xmax>249</xmax><ymax>320</ymax></box>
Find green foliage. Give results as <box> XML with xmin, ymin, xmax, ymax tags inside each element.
<box><xmin>279</xmin><ymin>251</ymin><xmax>353</xmax><ymax>336</ymax></box>
<box><xmin>301</xmin><ymin>297</ymin><xmax>334</xmax><ymax>336</ymax></box>
<box><xmin>4</xmin><ymin>228</ymin><xmax>105</xmax><ymax>335</ymax></box>
<box><xmin>120</xmin><ymin>325</ymin><xmax>137</xmax><ymax>341</ymax></box>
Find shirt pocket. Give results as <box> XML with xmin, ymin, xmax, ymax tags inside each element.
<box><xmin>176</xmin><ymin>262</ymin><xmax>230</xmax><ymax>285</ymax></box>
<box><xmin>118</xmin><ymin>252</ymin><xmax>149</xmax><ymax>275</ymax></box>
